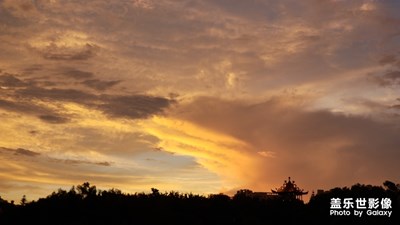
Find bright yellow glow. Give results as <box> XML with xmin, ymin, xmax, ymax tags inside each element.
<box><xmin>63</xmin><ymin>103</ymin><xmax>136</xmax><ymax>133</ymax></box>
<box><xmin>141</xmin><ymin>116</ymin><xmax>260</xmax><ymax>189</ymax></box>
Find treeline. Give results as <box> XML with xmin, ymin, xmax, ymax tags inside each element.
<box><xmin>0</xmin><ymin>181</ymin><xmax>399</xmax><ymax>225</ymax></box>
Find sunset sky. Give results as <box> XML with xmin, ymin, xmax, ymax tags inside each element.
<box><xmin>1</xmin><ymin>0</ymin><xmax>400</xmax><ymax>202</ymax></box>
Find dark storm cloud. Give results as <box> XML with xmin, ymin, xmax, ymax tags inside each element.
<box><xmin>0</xmin><ymin>99</ymin><xmax>70</xmax><ymax>124</ymax></box>
<box><xmin>0</xmin><ymin>74</ymin><xmax>74</xmax><ymax>124</ymax></box>
<box><xmin>81</xmin><ymin>79</ymin><xmax>120</xmax><ymax>91</ymax></box>
<box><xmin>10</xmin><ymin>85</ymin><xmax>173</xmax><ymax>120</ymax></box>
<box><xmin>0</xmin><ymin>99</ymin><xmax>37</xmax><ymax>112</ymax></box>
<box><xmin>0</xmin><ymin>147</ymin><xmax>111</xmax><ymax>166</ymax></box>
<box><xmin>372</xmin><ymin>70</ymin><xmax>400</xmax><ymax>86</ymax></box>
<box><xmin>4</xmin><ymin>0</ymin><xmax>35</xmax><ymax>12</ymax></box>
<box><xmin>0</xmin><ymin>73</ymin><xmax>56</xmax><ymax>89</ymax></box>
<box><xmin>384</xmin><ymin>71</ymin><xmax>400</xmax><ymax>80</ymax></box>
<box><xmin>62</xmin><ymin>159</ymin><xmax>112</xmax><ymax>167</ymax></box>
<box><xmin>95</xmin><ymin>161</ymin><xmax>112</xmax><ymax>166</ymax></box>
<box><xmin>22</xmin><ymin>64</ymin><xmax>43</xmax><ymax>74</ymax></box>
<box><xmin>99</xmin><ymin>95</ymin><xmax>173</xmax><ymax>119</ymax></box>
<box><xmin>0</xmin><ymin>66</ymin><xmax>172</xmax><ymax>120</ymax></box>
<box><xmin>1</xmin><ymin>70</ymin><xmax>170</xmax><ymax>120</ymax></box>
<box><xmin>0</xmin><ymin>4</ymin><xmax>21</xmax><ymax>24</ymax></box>
<box><xmin>33</xmin><ymin>43</ymin><xmax>97</xmax><ymax>61</ymax></box>
<box><xmin>0</xmin><ymin>147</ymin><xmax>40</xmax><ymax>157</ymax></box>
<box><xmin>38</xmin><ymin>114</ymin><xmax>69</xmax><ymax>124</ymax></box>
<box><xmin>0</xmin><ymin>98</ymin><xmax>45</xmax><ymax>114</ymax></box>
<box><xmin>0</xmin><ymin>74</ymin><xmax>26</xmax><ymax>87</ymax></box>
<box><xmin>14</xmin><ymin>148</ymin><xmax>41</xmax><ymax>157</ymax></box>
<box><xmin>16</xmin><ymin>86</ymin><xmax>96</xmax><ymax>103</ymax></box>
<box><xmin>173</xmin><ymin>97</ymin><xmax>400</xmax><ymax>188</ymax></box>
<box><xmin>61</xmin><ymin>69</ymin><xmax>94</xmax><ymax>80</ymax></box>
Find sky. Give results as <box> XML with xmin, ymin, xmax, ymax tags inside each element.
<box><xmin>0</xmin><ymin>0</ymin><xmax>400</xmax><ymax>202</ymax></box>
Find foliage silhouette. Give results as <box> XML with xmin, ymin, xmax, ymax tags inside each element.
<box><xmin>0</xmin><ymin>181</ymin><xmax>398</xmax><ymax>225</ymax></box>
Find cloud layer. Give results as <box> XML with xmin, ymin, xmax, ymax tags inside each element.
<box><xmin>0</xmin><ymin>0</ymin><xmax>399</xmax><ymax>201</ymax></box>
<box><xmin>165</xmin><ymin>97</ymin><xmax>400</xmax><ymax>191</ymax></box>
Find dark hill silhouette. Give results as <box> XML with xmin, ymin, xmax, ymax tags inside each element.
<box><xmin>0</xmin><ymin>181</ymin><xmax>398</xmax><ymax>225</ymax></box>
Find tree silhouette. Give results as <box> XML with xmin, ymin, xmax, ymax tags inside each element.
<box><xmin>76</xmin><ymin>182</ymin><xmax>97</xmax><ymax>199</ymax></box>
<box><xmin>0</xmin><ymin>181</ymin><xmax>398</xmax><ymax>225</ymax></box>
<box><xmin>384</xmin><ymin>180</ymin><xmax>399</xmax><ymax>193</ymax></box>
<box><xmin>20</xmin><ymin>195</ymin><xmax>27</xmax><ymax>206</ymax></box>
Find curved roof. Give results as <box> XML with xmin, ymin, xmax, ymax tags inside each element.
<box><xmin>271</xmin><ymin>177</ymin><xmax>308</xmax><ymax>195</ymax></box>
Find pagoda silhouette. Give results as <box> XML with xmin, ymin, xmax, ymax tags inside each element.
<box><xmin>271</xmin><ymin>177</ymin><xmax>308</xmax><ymax>200</ymax></box>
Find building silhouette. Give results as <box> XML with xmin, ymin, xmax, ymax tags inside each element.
<box><xmin>271</xmin><ymin>177</ymin><xmax>308</xmax><ymax>201</ymax></box>
<box><xmin>238</xmin><ymin>177</ymin><xmax>308</xmax><ymax>201</ymax></box>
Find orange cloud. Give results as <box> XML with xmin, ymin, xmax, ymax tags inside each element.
<box><xmin>162</xmin><ymin>96</ymin><xmax>400</xmax><ymax>194</ymax></box>
<box><xmin>142</xmin><ymin>116</ymin><xmax>263</xmax><ymax>190</ymax></box>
